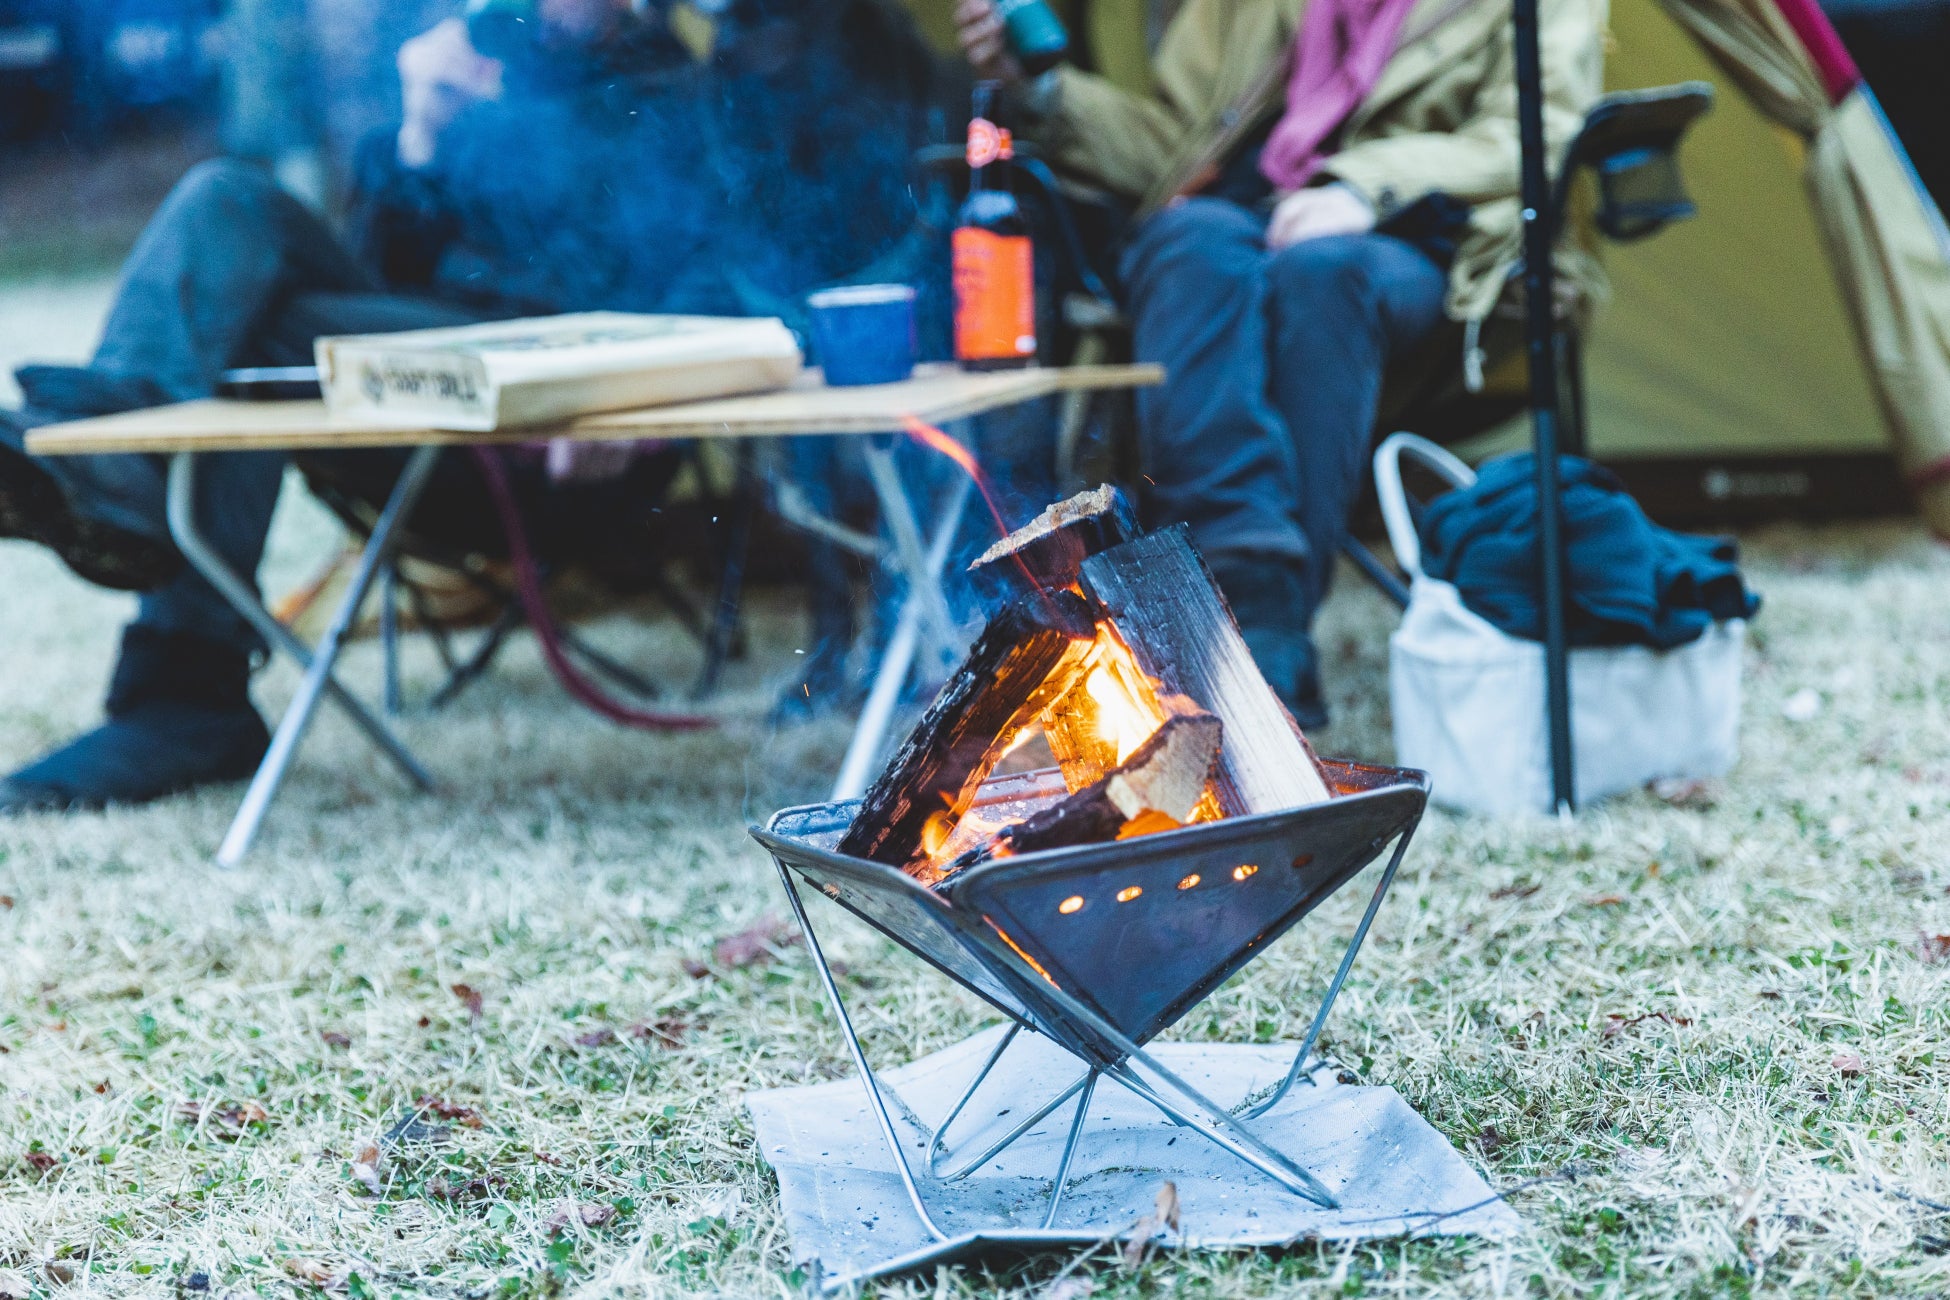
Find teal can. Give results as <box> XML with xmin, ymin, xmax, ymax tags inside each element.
<box><xmin>994</xmin><ymin>0</ymin><xmax>1070</xmax><ymax>75</ymax></box>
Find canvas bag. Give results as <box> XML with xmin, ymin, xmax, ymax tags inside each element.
<box><xmin>1377</xmin><ymin>434</ymin><xmax>1745</xmax><ymax>816</ymax></box>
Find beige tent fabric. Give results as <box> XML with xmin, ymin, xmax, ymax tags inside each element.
<box><xmin>1656</xmin><ymin>0</ymin><xmax>1950</xmax><ymax>534</ymax></box>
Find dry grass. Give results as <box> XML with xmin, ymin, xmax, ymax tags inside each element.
<box><xmin>2</xmin><ymin>300</ymin><xmax>1949</xmax><ymax>1298</ymax></box>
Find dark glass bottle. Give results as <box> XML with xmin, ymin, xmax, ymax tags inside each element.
<box><xmin>953</xmin><ymin>84</ymin><xmax>1037</xmax><ymax>370</ymax></box>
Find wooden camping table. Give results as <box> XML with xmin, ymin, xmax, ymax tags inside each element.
<box><xmin>28</xmin><ymin>362</ymin><xmax>1162</xmax><ymax>865</ymax></box>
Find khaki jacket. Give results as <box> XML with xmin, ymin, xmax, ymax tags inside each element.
<box><xmin>1024</xmin><ymin>0</ymin><xmax>1609</xmax><ymax>321</ymax></box>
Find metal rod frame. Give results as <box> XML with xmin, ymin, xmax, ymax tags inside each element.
<box><xmin>1513</xmin><ymin>0</ymin><xmax>1577</xmax><ymax>814</ymax></box>
<box><xmin>165</xmin><ymin>448</ymin><xmax>440</xmax><ymax>867</ymax></box>
<box><xmin>768</xmin><ymin>827</ymin><xmax>1413</xmax><ymax>1246</ymax></box>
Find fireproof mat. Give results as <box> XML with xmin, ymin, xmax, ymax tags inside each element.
<box><xmin>748</xmin><ymin>1026</ymin><xmax>1524</xmax><ymax>1288</ymax></box>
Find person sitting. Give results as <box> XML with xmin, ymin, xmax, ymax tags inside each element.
<box><xmin>0</xmin><ymin>0</ymin><xmax>943</xmax><ymax>812</ymax></box>
<box><xmin>955</xmin><ymin>0</ymin><xmax>1606</xmax><ymax>725</ymax></box>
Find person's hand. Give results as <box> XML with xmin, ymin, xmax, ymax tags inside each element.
<box><xmin>1265</xmin><ymin>184</ymin><xmax>1376</xmax><ymax>251</ymax></box>
<box><xmin>954</xmin><ymin>0</ymin><xmax>1025</xmax><ymax>86</ymax></box>
<box><xmin>397</xmin><ymin>18</ymin><xmax>505</xmax><ymax>170</ymax></box>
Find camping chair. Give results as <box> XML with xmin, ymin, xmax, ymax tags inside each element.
<box><xmin>1340</xmin><ymin>82</ymin><xmax>1717</xmax><ymax>607</ymax></box>
<box><xmin>291</xmin><ymin>440</ymin><xmax>747</xmax><ymax>712</ymax></box>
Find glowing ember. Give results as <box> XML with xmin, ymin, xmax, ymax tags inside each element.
<box><xmin>901</xmin><ymin>416</ymin><xmax>1017</xmax><ymax>546</ymax></box>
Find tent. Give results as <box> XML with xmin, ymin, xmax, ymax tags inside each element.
<box><xmin>897</xmin><ymin>0</ymin><xmax>1950</xmax><ymax>536</ymax></box>
<box><xmin>1573</xmin><ymin>0</ymin><xmax>1950</xmax><ymax>534</ymax></box>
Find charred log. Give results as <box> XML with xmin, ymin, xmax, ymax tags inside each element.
<box><xmin>942</xmin><ymin>700</ymin><xmax>1221</xmax><ymax>875</ymax></box>
<box><xmin>838</xmin><ymin>587</ymin><xmax>1099</xmax><ymax>867</ymax></box>
<box><xmin>968</xmin><ymin>484</ymin><xmax>1139</xmax><ymax>605</ymax></box>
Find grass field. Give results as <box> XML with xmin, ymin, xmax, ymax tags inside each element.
<box><xmin>1</xmin><ymin>284</ymin><xmax>1948</xmax><ymax>1298</ymax></box>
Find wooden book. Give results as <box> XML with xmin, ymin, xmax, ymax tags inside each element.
<box><xmin>1079</xmin><ymin>526</ymin><xmax>1333</xmax><ymax>816</ymax></box>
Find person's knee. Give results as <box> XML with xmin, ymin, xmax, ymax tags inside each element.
<box><xmin>1122</xmin><ymin>198</ymin><xmax>1265</xmax><ymax>288</ymax></box>
<box><xmin>158</xmin><ymin>159</ymin><xmax>286</xmax><ymax>230</ymax></box>
<box><xmin>1267</xmin><ymin>235</ymin><xmax>1382</xmax><ymax>311</ymax></box>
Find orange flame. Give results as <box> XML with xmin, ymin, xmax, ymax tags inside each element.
<box><xmin>901</xmin><ymin>416</ymin><xmax>1017</xmax><ymax>549</ymax></box>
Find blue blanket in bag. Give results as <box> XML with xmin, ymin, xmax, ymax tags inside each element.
<box><xmin>1418</xmin><ymin>454</ymin><xmax>1761</xmax><ymax>650</ymax></box>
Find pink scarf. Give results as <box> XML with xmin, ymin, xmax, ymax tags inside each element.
<box><xmin>1258</xmin><ymin>0</ymin><xmax>1423</xmax><ymax>192</ymax></box>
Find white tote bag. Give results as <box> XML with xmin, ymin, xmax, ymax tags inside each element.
<box><xmin>1376</xmin><ymin>434</ymin><xmax>1745</xmax><ymax>817</ymax></box>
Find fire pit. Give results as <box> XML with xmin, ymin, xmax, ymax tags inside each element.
<box><xmin>751</xmin><ymin>488</ymin><xmax>1433</xmax><ymax>1254</ymax></box>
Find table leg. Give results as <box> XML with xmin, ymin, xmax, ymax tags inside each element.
<box><xmin>165</xmin><ymin>450</ymin><xmax>440</xmax><ymax>867</ymax></box>
<box><xmin>831</xmin><ymin>468</ymin><xmax>973</xmax><ymax>802</ymax></box>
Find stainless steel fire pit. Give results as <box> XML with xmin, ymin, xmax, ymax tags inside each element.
<box><xmin>750</xmin><ymin>758</ymin><xmax>1429</xmax><ymax>1241</ymax></box>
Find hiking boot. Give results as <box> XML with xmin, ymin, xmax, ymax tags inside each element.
<box><xmin>0</xmin><ymin>626</ymin><xmax>267</xmax><ymax>814</ymax></box>
<box><xmin>0</xmin><ymin>415</ymin><xmax>183</xmax><ymax>591</ymax></box>
<box><xmin>1211</xmin><ymin>556</ymin><xmax>1329</xmax><ymax>730</ymax></box>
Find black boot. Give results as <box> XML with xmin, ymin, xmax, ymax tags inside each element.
<box><xmin>0</xmin><ymin>411</ymin><xmax>183</xmax><ymax>591</ymax></box>
<box><xmin>1211</xmin><ymin>556</ymin><xmax>1329</xmax><ymax>730</ymax></box>
<box><xmin>0</xmin><ymin>627</ymin><xmax>269</xmax><ymax>813</ymax></box>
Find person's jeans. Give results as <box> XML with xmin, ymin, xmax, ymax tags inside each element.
<box><xmin>18</xmin><ymin>159</ymin><xmax>477</xmax><ymax>657</ymax></box>
<box><xmin>1120</xmin><ymin>198</ymin><xmax>1449</xmax><ymax>619</ymax></box>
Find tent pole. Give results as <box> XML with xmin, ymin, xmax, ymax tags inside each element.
<box><xmin>1513</xmin><ymin>0</ymin><xmax>1577</xmax><ymax>813</ymax></box>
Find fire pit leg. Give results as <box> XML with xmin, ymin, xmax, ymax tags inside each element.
<box><xmin>1242</xmin><ymin>827</ymin><xmax>1418</xmax><ymax>1121</ymax></box>
<box><xmin>923</xmin><ymin>1021</ymin><xmax>1022</xmax><ymax>1174</ymax></box>
<box><xmin>772</xmin><ymin>854</ymin><xmax>952</xmax><ymax>1243</ymax></box>
<box><xmin>1103</xmin><ymin>1064</ymin><xmax>1340</xmax><ymax>1209</ymax></box>
<box><xmin>934</xmin><ymin>1068</ymin><xmax>1093</xmax><ymax>1182</ymax></box>
<box><xmin>1039</xmin><ymin>1070</ymin><xmax>1100</xmax><ymax>1230</ymax></box>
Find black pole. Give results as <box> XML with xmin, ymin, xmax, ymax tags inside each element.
<box><xmin>1512</xmin><ymin>0</ymin><xmax>1577</xmax><ymax>812</ymax></box>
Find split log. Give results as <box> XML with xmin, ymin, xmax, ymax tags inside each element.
<box><xmin>838</xmin><ymin>587</ymin><xmax>1099</xmax><ymax>868</ymax></box>
<box><xmin>940</xmin><ymin>699</ymin><xmax>1220</xmax><ymax>876</ymax></box>
<box><xmin>968</xmin><ymin>484</ymin><xmax>1138</xmax><ymax>605</ymax></box>
<box><xmin>1079</xmin><ymin>526</ymin><xmax>1333</xmax><ymax>816</ymax></box>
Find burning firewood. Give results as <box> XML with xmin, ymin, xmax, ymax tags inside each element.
<box><xmin>838</xmin><ymin>587</ymin><xmax>1099</xmax><ymax>867</ymax></box>
<box><xmin>941</xmin><ymin>696</ymin><xmax>1221</xmax><ymax>876</ymax></box>
<box><xmin>968</xmin><ymin>484</ymin><xmax>1139</xmax><ymax>602</ymax></box>
<box><xmin>1079</xmin><ymin>526</ymin><xmax>1332</xmax><ymax>815</ymax></box>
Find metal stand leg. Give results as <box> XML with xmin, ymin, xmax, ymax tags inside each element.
<box><xmin>694</xmin><ymin>442</ymin><xmax>756</xmax><ymax>700</ymax></box>
<box><xmin>166</xmin><ymin>453</ymin><xmax>434</xmax><ymax>796</ymax></box>
<box><xmin>831</xmin><ymin>468</ymin><xmax>973</xmax><ymax>802</ymax></box>
<box><xmin>165</xmin><ymin>448</ymin><xmax>442</xmax><ymax>867</ymax></box>
<box><xmin>381</xmin><ymin>562</ymin><xmax>402</xmax><ymax>716</ymax></box>
<box><xmin>1242</xmin><ymin>828</ymin><xmax>1416</xmax><ymax>1119</ymax></box>
<box><xmin>1040</xmin><ymin>1070</ymin><xmax>1099</xmax><ymax>1230</ymax></box>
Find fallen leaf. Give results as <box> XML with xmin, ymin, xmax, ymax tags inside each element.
<box><xmin>1477</xmin><ymin>1125</ymin><xmax>1507</xmax><ymax>1156</ymax></box>
<box><xmin>228</xmin><ymin>1101</ymin><xmax>269</xmax><ymax>1127</ymax></box>
<box><xmin>543</xmin><ymin>1200</ymin><xmax>613</xmax><ymax>1234</ymax></box>
<box><xmin>580</xmin><ymin>1203</ymin><xmax>616</xmax><ymax>1228</ymax></box>
<box><xmin>283</xmin><ymin>1259</ymin><xmax>336</xmax><ymax>1287</ymax></box>
<box><xmin>629</xmin><ymin>1017</ymin><xmax>688</xmax><ymax>1048</ymax></box>
<box><xmin>1832</xmin><ymin>1052</ymin><xmax>1865</xmax><ymax>1078</ymax></box>
<box><xmin>1155</xmin><ymin>1181</ymin><xmax>1180</xmax><ymax>1234</ymax></box>
<box><xmin>1585</xmin><ymin>894</ymin><xmax>1626</xmax><ymax>908</ymax></box>
<box><xmin>532</xmin><ymin>1150</ymin><xmax>565</xmax><ymax>1166</ymax></box>
<box><xmin>416</xmin><ymin>1016</ymin><xmax>432</xmax><ymax>1029</ymax></box>
<box><xmin>321</xmin><ymin>1032</ymin><xmax>352</xmax><ymax>1050</ymax></box>
<box><xmin>1602</xmin><ymin>1012</ymin><xmax>1694</xmax><ymax>1039</ymax></box>
<box><xmin>415</xmin><ymin>1097</ymin><xmax>484</xmax><ymax>1128</ymax></box>
<box><xmin>24</xmin><ymin>1151</ymin><xmax>57</xmax><ymax>1173</ymax></box>
<box><xmin>1650</xmin><ymin>777</ymin><xmax>1722</xmax><ymax>809</ymax></box>
<box><xmin>0</xmin><ymin>896</ymin><xmax>13</xmax><ymax>910</ymax></box>
<box><xmin>1921</xmin><ymin>934</ymin><xmax>1950</xmax><ymax>965</ymax></box>
<box><xmin>350</xmin><ymin>1142</ymin><xmax>385</xmax><ymax>1195</ymax></box>
<box><xmin>426</xmin><ymin>1174</ymin><xmax>504</xmax><ymax>1202</ymax></box>
<box><xmin>92</xmin><ymin>1081</ymin><xmax>111</xmax><ymax>1096</ymax></box>
<box><xmin>0</xmin><ymin>1269</ymin><xmax>31</xmax><ymax>1300</ymax></box>
<box><xmin>41</xmin><ymin>1261</ymin><xmax>74</xmax><ymax>1286</ymax></box>
<box><xmin>712</xmin><ymin>915</ymin><xmax>800</xmax><ymax>969</ymax></box>
<box><xmin>451</xmin><ymin>984</ymin><xmax>484</xmax><ymax>1023</ymax></box>
<box><xmin>681</xmin><ymin>959</ymin><xmax>711</xmax><ymax>980</ymax></box>
<box><xmin>574</xmin><ymin>1029</ymin><xmax>617</xmax><ymax>1048</ymax></box>
<box><xmin>1490</xmin><ymin>881</ymin><xmax>1540</xmax><ymax>901</ymax></box>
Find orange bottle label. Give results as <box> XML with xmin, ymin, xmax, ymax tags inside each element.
<box><xmin>953</xmin><ymin>227</ymin><xmax>1036</xmax><ymax>362</ymax></box>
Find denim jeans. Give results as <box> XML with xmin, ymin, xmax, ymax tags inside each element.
<box><xmin>17</xmin><ymin>160</ymin><xmax>477</xmax><ymax>656</ymax></box>
<box><xmin>1120</xmin><ymin>197</ymin><xmax>1449</xmax><ymax>620</ymax></box>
